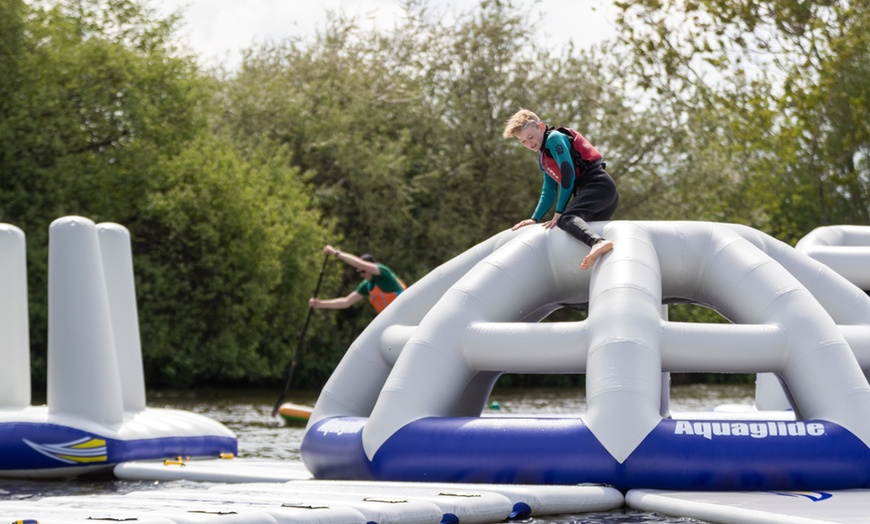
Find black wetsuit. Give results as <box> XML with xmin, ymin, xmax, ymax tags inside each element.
<box><xmin>532</xmin><ymin>127</ymin><xmax>619</xmax><ymax>247</ymax></box>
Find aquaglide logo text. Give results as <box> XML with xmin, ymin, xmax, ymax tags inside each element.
<box><xmin>674</xmin><ymin>420</ymin><xmax>825</xmax><ymax>440</ymax></box>
<box><xmin>317</xmin><ymin>418</ymin><xmax>366</xmax><ymax>436</ymax></box>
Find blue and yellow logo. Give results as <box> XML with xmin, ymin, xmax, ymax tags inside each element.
<box><xmin>773</xmin><ymin>491</ymin><xmax>833</xmax><ymax>502</ymax></box>
<box><xmin>22</xmin><ymin>436</ymin><xmax>108</xmax><ymax>464</ymax></box>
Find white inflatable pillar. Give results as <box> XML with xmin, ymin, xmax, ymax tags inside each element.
<box><xmin>584</xmin><ymin>222</ymin><xmax>664</xmax><ymax>461</ymax></box>
<box><xmin>0</xmin><ymin>224</ymin><xmax>30</xmax><ymax>408</ymax></box>
<box><xmin>97</xmin><ymin>223</ymin><xmax>147</xmax><ymax>413</ymax></box>
<box><xmin>48</xmin><ymin>216</ymin><xmax>124</xmax><ymax>425</ymax></box>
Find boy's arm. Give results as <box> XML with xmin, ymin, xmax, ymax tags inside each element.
<box><xmin>531</xmin><ymin>175</ymin><xmax>557</xmax><ymax>221</ymax></box>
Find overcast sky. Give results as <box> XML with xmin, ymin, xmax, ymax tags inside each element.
<box><xmin>151</xmin><ymin>0</ymin><xmax>619</xmax><ymax>69</ymax></box>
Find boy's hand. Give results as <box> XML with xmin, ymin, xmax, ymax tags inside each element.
<box><xmin>542</xmin><ymin>217</ymin><xmax>559</xmax><ymax>229</ymax></box>
<box><xmin>542</xmin><ymin>212</ymin><xmax>561</xmax><ymax>230</ymax></box>
<box><xmin>511</xmin><ymin>219</ymin><xmax>537</xmax><ymax>231</ymax></box>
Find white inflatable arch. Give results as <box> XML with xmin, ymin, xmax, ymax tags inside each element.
<box><xmin>302</xmin><ymin>221</ymin><xmax>870</xmax><ymax>491</ymax></box>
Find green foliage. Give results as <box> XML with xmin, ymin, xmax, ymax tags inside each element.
<box><xmin>613</xmin><ymin>0</ymin><xmax>870</xmax><ymax>239</ymax></box>
<box><xmin>1</xmin><ymin>0</ymin><xmax>206</xmax><ymax>385</ymax></box>
<box><xmin>4</xmin><ymin>0</ymin><xmax>868</xmax><ymax>390</ymax></box>
<box><xmin>0</xmin><ymin>0</ymin><xmax>332</xmax><ymax>388</ymax></box>
<box><xmin>0</xmin><ymin>0</ymin><xmax>24</xmax><ymax>111</ymax></box>
<box><xmin>137</xmin><ymin>135</ymin><xmax>326</xmax><ymax>386</ymax></box>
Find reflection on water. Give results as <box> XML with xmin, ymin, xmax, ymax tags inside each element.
<box><xmin>0</xmin><ymin>384</ymin><xmax>755</xmax><ymax>522</ymax></box>
<box><xmin>148</xmin><ymin>388</ymin><xmax>314</xmax><ymax>463</ymax></box>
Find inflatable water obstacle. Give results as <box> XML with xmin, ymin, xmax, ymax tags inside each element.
<box><xmin>4</xmin><ymin>213</ymin><xmax>870</xmax><ymax>498</ymax></box>
<box><xmin>4</xmin><ymin>216</ymin><xmax>870</xmax><ymax>523</ymax></box>
<box><xmin>0</xmin><ymin>217</ymin><xmax>237</xmax><ymax>479</ymax></box>
<box><xmin>301</xmin><ymin>221</ymin><xmax>870</xmax><ymax>492</ymax></box>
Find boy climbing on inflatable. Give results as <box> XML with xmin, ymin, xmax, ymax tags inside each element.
<box><xmin>309</xmin><ymin>245</ymin><xmax>406</xmax><ymax>314</ymax></box>
<box><xmin>503</xmin><ymin>109</ymin><xmax>619</xmax><ymax>270</ymax></box>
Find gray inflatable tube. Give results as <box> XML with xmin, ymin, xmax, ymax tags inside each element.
<box><xmin>302</xmin><ymin>221</ymin><xmax>870</xmax><ymax>490</ymax></box>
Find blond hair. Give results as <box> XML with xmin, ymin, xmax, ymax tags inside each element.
<box><xmin>502</xmin><ymin>109</ymin><xmax>542</xmax><ymax>139</ymax></box>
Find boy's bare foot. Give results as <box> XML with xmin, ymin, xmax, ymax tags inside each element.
<box><xmin>581</xmin><ymin>240</ymin><xmax>613</xmax><ymax>270</ymax></box>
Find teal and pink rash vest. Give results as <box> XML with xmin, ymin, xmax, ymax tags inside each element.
<box><xmin>531</xmin><ymin>127</ymin><xmax>604</xmax><ymax>222</ymax></box>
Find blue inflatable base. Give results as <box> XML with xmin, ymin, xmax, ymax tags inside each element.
<box><xmin>301</xmin><ymin>416</ymin><xmax>870</xmax><ymax>491</ymax></box>
<box><xmin>0</xmin><ymin>422</ymin><xmax>238</xmax><ymax>475</ymax></box>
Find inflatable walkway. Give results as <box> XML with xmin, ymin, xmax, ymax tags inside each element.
<box><xmin>0</xmin><ymin>217</ymin><xmax>237</xmax><ymax>478</ymax></box>
<box><xmin>301</xmin><ymin>221</ymin><xmax>870</xmax><ymax>491</ymax></box>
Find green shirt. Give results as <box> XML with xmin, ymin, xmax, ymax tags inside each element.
<box><xmin>355</xmin><ymin>263</ymin><xmax>404</xmax><ymax>296</ymax></box>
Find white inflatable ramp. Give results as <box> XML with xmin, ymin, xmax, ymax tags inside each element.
<box><xmin>0</xmin><ymin>492</ymin><xmax>371</xmax><ymax>524</ymax></box>
<box><xmin>132</xmin><ymin>484</ymin><xmax>510</xmax><ymax>524</ymax></box>
<box><xmin>627</xmin><ymin>489</ymin><xmax>870</xmax><ymax>524</ymax></box>
<box><xmin>114</xmin><ymin>458</ymin><xmax>624</xmax><ymax>519</ymax></box>
<box><xmin>280</xmin><ymin>479</ymin><xmax>625</xmax><ymax>518</ymax></box>
<box><xmin>0</xmin><ymin>478</ymin><xmax>624</xmax><ymax>524</ymax></box>
<box><xmin>114</xmin><ymin>457</ymin><xmax>313</xmax><ymax>482</ymax></box>
<box><xmin>0</xmin><ymin>486</ymin><xmax>463</xmax><ymax>524</ymax></box>
<box><xmin>207</xmin><ymin>480</ymin><xmax>622</xmax><ymax>521</ymax></box>
<box><xmin>0</xmin><ymin>498</ymin><xmax>281</xmax><ymax>524</ymax></box>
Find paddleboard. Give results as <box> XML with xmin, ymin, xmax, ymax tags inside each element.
<box><xmin>114</xmin><ymin>457</ymin><xmax>313</xmax><ymax>483</ymax></box>
<box><xmin>277</xmin><ymin>402</ymin><xmax>313</xmax><ymax>424</ymax></box>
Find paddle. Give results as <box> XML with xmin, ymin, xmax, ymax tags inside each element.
<box><xmin>271</xmin><ymin>252</ymin><xmax>330</xmax><ymax>417</ymax></box>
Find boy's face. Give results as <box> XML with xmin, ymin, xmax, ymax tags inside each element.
<box><xmin>515</xmin><ymin>122</ymin><xmax>545</xmax><ymax>152</ymax></box>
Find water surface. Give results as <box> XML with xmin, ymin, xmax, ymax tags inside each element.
<box><xmin>1</xmin><ymin>384</ymin><xmax>755</xmax><ymax>522</ymax></box>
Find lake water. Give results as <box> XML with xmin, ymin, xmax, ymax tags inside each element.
<box><xmin>0</xmin><ymin>384</ymin><xmax>756</xmax><ymax>522</ymax></box>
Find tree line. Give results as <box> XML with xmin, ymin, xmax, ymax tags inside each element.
<box><xmin>1</xmin><ymin>0</ymin><xmax>867</xmax><ymax>390</ymax></box>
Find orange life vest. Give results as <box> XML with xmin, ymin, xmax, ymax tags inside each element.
<box><xmin>367</xmin><ymin>278</ymin><xmax>408</xmax><ymax>313</ymax></box>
